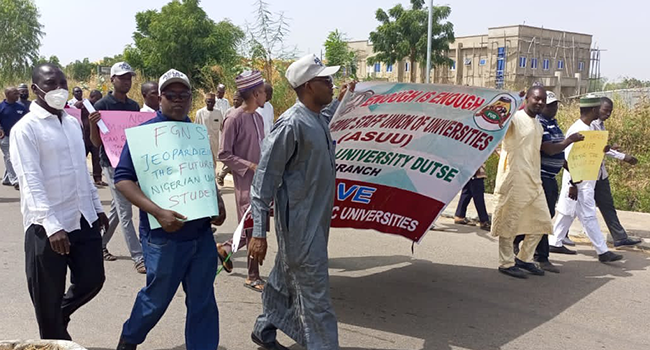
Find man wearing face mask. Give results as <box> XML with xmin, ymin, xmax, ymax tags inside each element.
<box><xmin>10</xmin><ymin>63</ymin><xmax>109</xmax><ymax>340</ymax></box>
<box><xmin>17</xmin><ymin>83</ymin><xmax>32</xmax><ymax>110</ymax></box>
<box><xmin>114</xmin><ymin>69</ymin><xmax>226</xmax><ymax>350</ymax></box>
<box><xmin>0</xmin><ymin>86</ymin><xmax>27</xmax><ymax>190</ymax></box>
<box><xmin>89</xmin><ymin>62</ymin><xmax>145</xmax><ymax>273</ymax></box>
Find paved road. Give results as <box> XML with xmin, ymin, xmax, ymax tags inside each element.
<box><xmin>1</xmin><ymin>166</ymin><xmax>649</xmax><ymax>350</ymax></box>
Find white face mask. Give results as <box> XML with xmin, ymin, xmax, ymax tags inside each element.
<box><xmin>35</xmin><ymin>85</ymin><xmax>69</xmax><ymax>110</ymax></box>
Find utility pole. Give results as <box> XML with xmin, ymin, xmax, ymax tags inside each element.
<box><xmin>425</xmin><ymin>0</ymin><xmax>433</xmax><ymax>84</ymax></box>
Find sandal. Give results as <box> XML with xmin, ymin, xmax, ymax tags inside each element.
<box><xmin>454</xmin><ymin>217</ymin><xmax>470</xmax><ymax>225</ymax></box>
<box><xmin>135</xmin><ymin>261</ymin><xmax>146</xmax><ymax>274</ymax></box>
<box><xmin>479</xmin><ymin>221</ymin><xmax>491</xmax><ymax>231</ymax></box>
<box><xmin>103</xmin><ymin>249</ymin><xmax>117</xmax><ymax>261</ymax></box>
<box><xmin>244</xmin><ymin>279</ymin><xmax>266</xmax><ymax>293</ymax></box>
<box><xmin>216</xmin><ymin>243</ymin><xmax>233</xmax><ymax>273</ymax></box>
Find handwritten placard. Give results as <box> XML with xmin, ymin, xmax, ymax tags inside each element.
<box><xmin>99</xmin><ymin>111</ymin><xmax>156</xmax><ymax>167</ymax></box>
<box><xmin>567</xmin><ymin>130</ymin><xmax>609</xmax><ymax>182</ymax></box>
<box><xmin>125</xmin><ymin>122</ymin><xmax>219</xmax><ymax>229</ymax></box>
<box><xmin>65</xmin><ymin>107</ymin><xmax>83</xmax><ymax>127</ymax></box>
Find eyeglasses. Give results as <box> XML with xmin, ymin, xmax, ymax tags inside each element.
<box><xmin>162</xmin><ymin>91</ymin><xmax>192</xmax><ymax>101</ymax></box>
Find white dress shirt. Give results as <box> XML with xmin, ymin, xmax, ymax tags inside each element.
<box><xmin>10</xmin><ymin>103</ymin><xmax>103</xmax><ymax>236</ymax></box>
<box><xmin>256</xmin><ymin>101</ymin><xmax>275</xmax><ymax>136</ymax></box>
<box><xmin>140</xmin><ymin>104</ymin><xmax>156</xmax><ymax>112</ymax></box>
<box><xmin>215</xmin><ymin>98</ymin><xmax>230</xmax><ymax>117</ymax></box>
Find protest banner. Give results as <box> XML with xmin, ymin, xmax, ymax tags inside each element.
<box><xmin>99</xmin><ymin>111</ymin><xmax>156</xmax><ymax>167</ymax></box>
<box><xmin>65</xmin><ymin>107</ymin><xmax>82</xmax><ymax>126</ymax></box>
<box><xmin>125</xmin><ymin>122</ymin><xmax>219</xmax><ymax>229</ymax></box>
<box><xmin>329</xmin><ymin>82</ymin><xmax>521</xmax><ymax>242</ymax></box>
<box><xmin>567</xmin><ymin>130</ymin><xmax>608</xmax><ymax>182</ymax></box>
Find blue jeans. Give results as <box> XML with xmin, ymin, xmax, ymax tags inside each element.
<box><xmin>121</xmin><ymin>232</ymin><xmax>219</xmax><ymax>349</ymax></box>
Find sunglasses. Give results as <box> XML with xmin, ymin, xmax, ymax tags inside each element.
<box><xmin>162</xmin><ymin>91</ymin><xmax>192</xmax><ymax>101</ymax></box>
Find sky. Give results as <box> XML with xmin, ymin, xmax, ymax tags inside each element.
<box><xmin>33</xmin><ymin>0</ymin><xmax>645</xmax><ymax>81</ymax></box>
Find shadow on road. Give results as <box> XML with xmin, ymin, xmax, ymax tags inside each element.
<box><xmin>0</xmin><ymin>197</ymin><xmax>20</xmax><ymax>203</ymax></box>
<box><xmin>89</xmin><ymin>346</ymin><xmax>227</xmax><ymax>350</ymax></box>
<box><xmin>326</xmin><ymin>253</ymin><xmax>650</xmax><ymax>350</ymax></box>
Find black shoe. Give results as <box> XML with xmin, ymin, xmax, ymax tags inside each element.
<box><xmin>216</xmin><ymin>176</ymin><xmax>225</xmax><ymax>187</ymax></box>
<box><xmin>537</xmin><ymin>260</ymin><xmax>560</xmax><ymax>273</ymax></box>
<box><xmin>251</xmin><ymin>332</ymin><xmax>290</xmax><ymax>350</ymax></box>
<box><xmin>614</xmin><ymin>238</ymin><xmax>642</xmax><ymax>248</ymax></box>
<box><xmin>513</xmin><ymin>244</ymin><xmax>520</xmax><ymax>256</ymax></box>
<box><xmin>549</xmin><ymin>245</ymin><xmax>577</xmax><ymax>255</ymax></box>
<box><xmin>598</xmin><ymin>251</ymin><xmax>623</xmax><ymax>263</ymax></box>
<box><xmin>498</xmin><ymin>266</ymin><xmax>528</xmax><ymax>279</ymax></box>
<box><xmin>117</xmin><ymin>338</ymin><xmax>137</xmax><ymax>350</ymax></box>
<box><xmin>515</xmin><ymin>259</ymin><xmax>545</xmax><ymax>276</ymax></box>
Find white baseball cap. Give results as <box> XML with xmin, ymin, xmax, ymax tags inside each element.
<box><xmin>110</xmin><ymin>62</ymin><xmax>135</xmax><ymax>77</ymax></box>
<box><xmin>158</xmin><ymin>69</ymin><xmax>191</xmax><ymax>93</ymax></box>
<box><xmin>286</xmin><ymin>54</ymin><xmax>340</xmax><ymax>88</ymax></box>
<box><xmin>546</xmin><ymin>90</ymin><xmax>559</xmax><ymax>104</ymax></box>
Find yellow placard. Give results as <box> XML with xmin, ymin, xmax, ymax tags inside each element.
<box><xmin>567</xmin><ymin>130</ymin><xmax>609</xmax><ymax>182</ymax></box>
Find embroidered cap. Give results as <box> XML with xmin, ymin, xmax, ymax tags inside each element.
<box><xmin>236</xmin><ymin>70</ymin><xmax>264</xmax><ymax>92</ymax></box>
<box><xmin>158</xmin><ymin>69</ymin><xmax>191</xmax><ymax>93</ymax></box>
<box><xmin>110</xmin><ymin>62</ymin><xmax>136</xmax><ymax>77</ymax></box>
<box><xmin>285</xmin><ymin>54</ymin><xmax>340</xmax><ymax>88</ymax></box>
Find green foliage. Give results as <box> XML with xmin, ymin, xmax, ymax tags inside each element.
<box><xmin>100</xmin><ymin>54</ymin><xmax>125</xmax><ymax>66</ymax></box>
<box><xmin>324</xmin><ymin>30</ymin><xmax>357</xmax><ymax>78</ymax></box>
<box><xmin>368</xmin><ymin>0</ymin><xmax>454</xmax><ymax>83</ymax></box>
<box><xmin>65</xmin><ymin>58</ymin><xmax>96</xmax><ymax>82</ymax></box>
<box><xmin>0</xmin><ymin>0</ymin><xmax>43</xmax><ymax>83</ymax></box>
<box><xmin>124</xmin><ymin>0</ymin><xmax>244</xmax><ymax>89</ymax></box>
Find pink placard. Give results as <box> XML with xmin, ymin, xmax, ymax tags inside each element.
<box><xmin>65</xmin><ymin>107</ymin><xmax>83</xmax><ymax>127</ymax></box>
<box><xmin>99</xmin><ymin>111</ymin><xmax>156</xmax><ymax>167</ymax></box>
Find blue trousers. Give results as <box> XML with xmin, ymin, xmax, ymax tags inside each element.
<box><xmin>121</xmin><ymin>232</ymin><xmax>219</xmax><ymax>349</ymax></box>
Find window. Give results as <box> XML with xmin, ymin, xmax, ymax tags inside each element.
<box><xmin>374</xmin><ymin>63</ymin><xmax>381</xmax><ymax>73</ymax></box>
<box><xmin>578</xmin><ymin>61</ymin><xmax>585</xmax><ymax>71</ymax></box>
<box><xmin>450</xmin><ymin>60</ymin><xmax>456</xmax><ymax>70</ymax></box>
<box><xmin>387</xmin><ymin>64</ymin><xmax>393</xmax><ymax>72</ymax></box>
<box><xmin>405</xmin><ymin>62</ymin><xmax>410</xmax><ymax>72</ymax></box>
<box><xmin>464</xmin><ymin>58</ymin><xmax>472</xmax><ymax>66</ymax></box>
<box><xmin>519</xmin><ymin>56</ymin><xmax>527</xmax><ymax>68</ymax></box>
<box><xmin>479</xmin><ymin>58</ymin><xmax>487</xmax><ymax>66</ymax></box>
<box><xmin>557</xmin><ymin>60</ymin><xmax>564</xmax><ymax>70</ymax></box>
<box><xmin>530</xmin><ymin>58</ymin><xmax>538</xmax><ymax>69</ymax></box>
<box><xmin>543</xmin><ymin>59</ymin><xmax>550</xmax><ymax>70</ymax></box>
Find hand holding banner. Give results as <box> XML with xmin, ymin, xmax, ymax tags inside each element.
<box><xmin>125</xmin><ymin>122</ymin><xmax>219</xmax><ymax>229</ymax></box>
<box><xmin>99</xmin><ymin>111</ymin><xmax>156</xmax><ymax>167</ymax></box>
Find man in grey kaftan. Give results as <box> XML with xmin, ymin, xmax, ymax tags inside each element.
<box><xmin>249</xmin><ymin>54</ymin><xmax>351</xmax><ymax>350</ymax></box>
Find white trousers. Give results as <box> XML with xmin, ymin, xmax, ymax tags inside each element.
<box><xmin>550</xmin><ymin>180</ymin><xmax>609</xmax><ymax>255</ymax></box>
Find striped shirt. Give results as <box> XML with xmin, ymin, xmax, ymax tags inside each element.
<box><xmin>538</xmin><ymin>115</ymin><xmax>565</xmax><ymax>178</ymax></box>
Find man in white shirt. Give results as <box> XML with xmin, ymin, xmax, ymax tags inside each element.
<box><xmin>194</xmin><ymin>92</ymin><xmax>223</xmax><ymax>168</ymax></box>
<box><xmin>139</xmin><ymin>81</ymin><xmax>159</xmax><ymax>112</ymax></box>
<box><xmin>67</xmin><ymin>86</ymin><xmax>83</xmax><ymax>108</ymax></box>
<box><xmin>215</xmin><ymin>84</ymin><xmax>230</xmax><ymax>116</ymax></box>
<box><xmin>10</xmin><ymin>63</ymin><xmax>109</xmax><ymax>340</ymax></box>
<box><xmin>256</xmin><ymin>83</ymin><xmax>274</xmax><ymax>136</ymax></box>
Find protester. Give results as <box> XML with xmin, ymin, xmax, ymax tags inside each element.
<box><xmin>0</xmin><ymin>86</ymin><xmax>27</xmax><ymax>190</ymax></box>
<box><xmin>256</xmin><ymin>83</ymin><xmax>275</xmax><ymax>136</ymax></box>
<box><xmin>75</xmin><ymin>90</ymin><xmax>106</xmax><ymax>187</ymax></box>
<box><xmin>249</xmin><ymin>54</ymin><xmax>352</xmax><ymax>350</ymax></box>
<box><xmin>17</xmin><ymin>83</ymin><xmax>32</xmax><ymax>110</ymax></box>
<box><xmin>216</xmin><ymin>70</ymin><xmax>267</xmax><ymax>291</ymax></box>
<box><xmin>139</xmin><ymin>81</ymin><xmax>159</xmax><ymax>112</ymax></box>
<box><xmin>114</xmin><ymin>68</ymin><xmax>226</xmax><ymax>350</ymax></box>
<box><xmin>10</xmin><ymin>63</ymin><xmax>108</xmax><ymax>340</ymax></box>
<box><xmin>454</xmin><ymin>164</ymin><xmax>490</xmax><ymax>231</ymax></box>
<box><xmin>216</xmin><ymin>91</ymin><xmax>242</xmax><ymax>186</ymax></box>
<box><xmin>512</xmin><ymin>91</ymin><xmax>584</xmax><ymax>273</ymax></box>
<box><xmin>491</xmin><ymin>86</ymin><xmax>551</xmax><ymax>279</ymax></box>
<box><xmin>90</xmin><ymin>62</ymin><xmax>145</xmax><ymax>273</ymax></box>
<box><xmin>587</xmin><ymin>97</ymin><xmax>641</xmax><ymax>247</ymax></box>
<box><xmin>195</xmin><ymin>92</ymin><xmax>223</xmax><ymax>167</ymax></box>
<box><xmin>549</xmin><ymin>95</ymin><xmax>624</xmax><ymax>262</ymax></box>
<box><xmin>215</xmin><ymin>83</ymin><xmax>230</xmax><ymax>117</ymax></box>
<box><xmin>67</xmin><ymin>86</ymin><xmax>83</xmax><ymax>108</ymax></box>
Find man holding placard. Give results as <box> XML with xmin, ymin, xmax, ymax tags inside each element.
<box><xmin>90</xmin><ymin>62</ymin><xmax>145</xmax><ymax>272</ymax></box>
<box><xmin>114</xmin><ymin>69</ymin><xmax>226</xmax><ymax>350</ymax></box>
<box><xmin>549</xmin><ymin>95</ymin><xmax>623</xmax><ymax>262</ymax></box>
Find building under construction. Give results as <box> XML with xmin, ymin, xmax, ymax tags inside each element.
<box><xmin>348</xmin><ymin>24</ymin><xmax>600</xmax><ymax>98</ymax></box>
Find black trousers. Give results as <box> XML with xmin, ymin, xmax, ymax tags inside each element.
<box><xmin>454</xmin><ymin>177</ymin><xmax>489</xmax><ymax>223</ymax></box>
<box><xmin>25</xmin><ymin>218</ymin><xmax>105</xmax><ymax>340</ymax></box>
<box><xmin>514</xmin><ymin>177</ymin><xmax>558</xmax><ymax>262</ymax></box>
<box><xmin>85</xmin><ymin>143</ymin><xmax>102</xmax><ymax>182</ymax></box>
<box><xmin>595</xmin><ymin>177</ymin><xmax>628</xmax><ymax>242</ymax></box>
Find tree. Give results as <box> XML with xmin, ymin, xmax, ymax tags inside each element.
<box><xmin>33</xmin><ymin>55</ymin><xmax>61</xmax><ymax>67</ymax></box>
<box><xmin>368</xmin><ymin>0</ymin><xmax>454</xmax><ymax>83</ymax></box>
<box><xmin>324</xmin><ymin>30</ymin><xmax>357</xmax><ymax>78</ymax></box>
<box><xmin>66</xmin><ymin>58</ymin><xmax>96</xmax><ymax>82</ymax></box>
<box><xmin>124</xmin><ymin>0</ymin><xmax>244</xmax><ymax>89</ymax></box>
<box><xmin>0</xmin><ymin>0</ymin><xmax>43</xmax><ymax>81</ymax></box>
